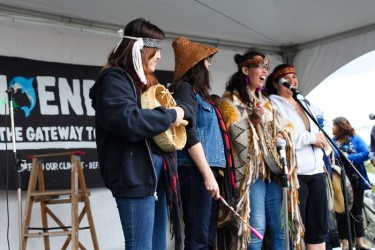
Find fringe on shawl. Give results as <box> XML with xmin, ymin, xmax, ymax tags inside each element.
<box><xmin>218</xmin><ymin>91</ymin><xmax>304</xmax><ymax>250</ymax></box>
<box><xmin>162</xmin><ymin>153</ymin><xmax>183</xmax><ymax>250</ymax></box>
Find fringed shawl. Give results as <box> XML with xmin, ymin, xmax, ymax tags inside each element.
<box><xmin>218</xmin><ymin>90</ymin><xmax>304</xmax><ymax>250</ymax></box>
<box><xmin>162</xmin><ymin>152</ymin><xmax>183</xmax><ymax>250</ymax></box>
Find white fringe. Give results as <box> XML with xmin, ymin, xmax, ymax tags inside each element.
<box><xmin>113</xmin><ymin>29</ymin><xmax>147</xmax><ymax>85</ymax></box>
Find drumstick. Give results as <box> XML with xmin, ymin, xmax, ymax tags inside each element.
<box><xmin>181</xmin><ymin>120</ymin><xmax>188</xmax><ymax>126</ymax></box>
<box><xmin>172</xmin><ymin>120</ymin><xmax>188</xmax><ymax>126</ymax></box>
<box><xmin>219</xmin><ymin>196</ymin><xmax>263</xmax><ymax>240</ymax></box>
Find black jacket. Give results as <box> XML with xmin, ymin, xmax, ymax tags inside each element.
<box><xmin>89</xmin><ymin>67</ymin><xmax>191</xmax><ymax>198</ymax></box>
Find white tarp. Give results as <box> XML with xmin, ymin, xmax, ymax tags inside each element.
<box><xmin>295</xmin><ymin>29</ymin><xmax>375</xmax><ymax>94</ymax></box>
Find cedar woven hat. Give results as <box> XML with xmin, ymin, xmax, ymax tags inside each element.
<box><xmin>172</xmin><ymin>36</ymin><xmax>218</xmax><ymax>81</ymax></box>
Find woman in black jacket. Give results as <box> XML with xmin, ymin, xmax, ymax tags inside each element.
<box><xmin>89</xmin><ymin>18</ymin><xmax>191</xmax><ymax>250</ymax></box>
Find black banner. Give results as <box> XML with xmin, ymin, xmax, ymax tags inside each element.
<box><xmin>0</xmin><ymin>55</ymin><xmax>173</xmax><ymax>190</ymax></box>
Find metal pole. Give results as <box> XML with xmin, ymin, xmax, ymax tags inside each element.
<box><xmin>7</xmin><ymin>92</ymin><xmax>23</xmax><ymax>250</ymax></box>
<box><xmin>282</xmin><ymin>162</ymin><xmax>290</xmax><ymax>250</ymax></box>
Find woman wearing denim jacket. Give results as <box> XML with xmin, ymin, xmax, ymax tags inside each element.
<box><xmin>332</xmin><ymin>116</ymin><xmax>371</xmax><ymax>250</ymax></box>
<box><xmin>169</xmin><ymin>36</ymin><xmax>235</xmax><ymax>250</ymax></box>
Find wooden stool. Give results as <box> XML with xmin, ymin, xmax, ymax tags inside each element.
<box><xmin>22</xmin><ymin>151</ymin><xmax>99</xmax><ymax>250</ymax></box>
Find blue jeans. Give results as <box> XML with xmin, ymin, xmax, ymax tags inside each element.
<box><xmin>179</xmin><ymin>166</ymin><xmax>219</xmax><ymax>250</ymax></box>
<box><xmin>115</xmin><ymin>154</ymin><xmax>167</xmax><ymax>250</ymax></box>
<box><xmin>248</xmin><ymin>178</ymin><xmax>284</xmax><ymax>250</ymax></box>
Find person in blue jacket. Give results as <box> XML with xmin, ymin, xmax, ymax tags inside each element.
<box><xmin>332</xmin><ymin>116</ymin><xmax>371</xmax><ymax>250</ymax></box>
<box><xmin>370</xmin><ymin>125</ymin><xmax>375</xmax><ymax>167</ymax></box>
<box><xmin>89</xmin><ymin>18</ymin><xmax>192</xmax><ymax>250</ymax></box>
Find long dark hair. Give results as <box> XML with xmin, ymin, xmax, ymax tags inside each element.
<box><xmin>103</xmin><ymin>18</ymin><xmax>165</xmax><ymax>91</ymax></box>
<box><xmin>225</xmin><ymin>49</ymin><xmax>265</xmax><ymax>103</ymax></box>
<box><xmin>333</xmin><ymin>116</ymin><xmax>356</xmax><ymax>142</ymax></box>
<box><xmin>169</xmin><ymin>60</ymin><xmax>211</xmax><ymax>100</ymax></box>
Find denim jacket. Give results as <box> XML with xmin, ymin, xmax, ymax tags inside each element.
<box><xmin>177</xmin><ymin>93</ymin><xmax>226</xmax><ymax>167</ymax></box>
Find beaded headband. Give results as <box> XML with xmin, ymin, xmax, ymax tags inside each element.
<box><xmin>113</xmin><ymin>29</ymin><xmax>165</xmax><ymax>52</ymax></box>
<box><xmin>272</xmin><ymin>65</ymin><xmax>296</xmax><ymax>81</ymax></box>
<box><xmin>237</xmin><ymin>57</ymin><xmax>270</xmax><ymax>71</ymax></box>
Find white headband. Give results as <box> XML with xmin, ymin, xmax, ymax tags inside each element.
<box><xmin>113</xmin><ymin>29</ymin><xmax>165</xmax><ymax>85</ymax></box>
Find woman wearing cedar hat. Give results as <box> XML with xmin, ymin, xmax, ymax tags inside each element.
<box><xmin>169</xmin><ymin>36</ymin><xmax>236</xmax><ymax>250</ymax></box>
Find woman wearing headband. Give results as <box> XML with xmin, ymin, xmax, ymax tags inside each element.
<box><xmin>264</xmin><ymin>64</ymin><xmax>331</xmax><ymax>250</ymax></box>
<box><xmin>89</xmin><ymin>18</ymin><xmax>192</xmax><ymax>250</ymax></box>
<box><xmin>169</xmin><ymin>36</ymin><xmax>236</xmax><ymax>250</ymax></box>
<box><xmin>218</xmin><ymin>51</ymin><xmax>303</xmax><ymax>249</ymax></box>
<box><xmin>332</xmin><ymin>116</ymin><xmax>371</xmax><ymax>250</ymax></box>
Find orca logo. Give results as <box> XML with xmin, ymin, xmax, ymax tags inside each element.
<box><xmin>9</xmin><ymin>76</ymin><xmax>36</xmax><ymax>117</ymax></box>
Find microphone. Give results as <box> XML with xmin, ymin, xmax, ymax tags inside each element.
<box><xmin>276</xmin><ymin>138</ymin><xmax>288</xmax><ymax>168</ymax></box>
<box><xmin>5</xmin><ymin>86</ymin><xmax>17</xmax><ymax>94</ymax></box>
<box><xmin>278</xmin><ymin>78</ymin><xmax>294</xmax><ymax>90</ymax></box>
<box><xmin>277</xmin><ymin>78</ymin><xmax>303</xmax><ymax>100</ymax></box>
<box><xmin>369</xmin><ymin>113</ymin><xmax>375</xmax><ymax>120</ymax></box>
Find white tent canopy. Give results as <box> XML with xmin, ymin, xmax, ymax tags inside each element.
<box><xmin>1</xmin><ymin>0</ymin><xmax>375</xmax><ymax>94</ymax></box>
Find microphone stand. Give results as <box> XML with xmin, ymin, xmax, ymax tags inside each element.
<box><xmin>276</xmin><ymin>138</ymin><xmax>290</xmax><ymax>249</ymax></box>
<box><xmin>290</xmin><ymin>88</ymin><xmax>372</xmax><ymax>250</ymax></box>
<box><xmin>281</xmin><ymin>157</ymin><xmax>290</xmax><ymax>250</ymax></box>
<box><xmin>7</xmin><ymin>91</ymin><xmax>23</xmax><ymax>250</ymax></box>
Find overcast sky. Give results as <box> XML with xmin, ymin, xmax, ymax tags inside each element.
<box><xmin>306</xmin><ymin>50</ymin><xmax>375</xmax><ymax>145</ymax></box>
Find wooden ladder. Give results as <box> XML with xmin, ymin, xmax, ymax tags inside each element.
<box><xmin>22</xmin><ymin>151</ymin><xmax>99</xmax><ymax>250</ymax></box>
